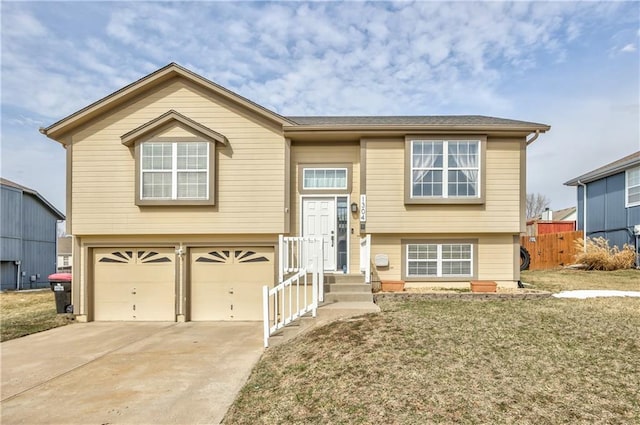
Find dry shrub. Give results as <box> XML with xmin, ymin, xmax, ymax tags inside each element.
<box><xmin>574</xmin><ymin>237</ymin><xmax>636</xmax><ymax>271</ymax></box>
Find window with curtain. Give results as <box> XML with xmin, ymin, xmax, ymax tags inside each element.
<box><xmin>407</xmin><ymin>243</ymin><xmax>473</xmax><ymax>277</ymax></box>
<box><xmin>141</xmin><ymin>141</ymin><xmax>209</xmax><ymax>200</ymax></box>
<box><xmin>411</xmin><ymin>140</ymin><xmax>479</xmax><ymax>198</ymax></box>
<box><xmin>627</xmin><ymin>166</ymin><xmax>640</xmax><ymax>207</ymax></box>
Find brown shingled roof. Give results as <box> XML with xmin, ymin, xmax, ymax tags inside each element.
<box><xmin>286</xmin><ymin>115</ymin><xmax>549</xmax><ymax>128</ymax></box>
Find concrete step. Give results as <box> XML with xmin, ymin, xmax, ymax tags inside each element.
<box><xmin>323</xmin><ymin>274</ymin><xmax>365</xmax><ymax>284</ymax></box>
<box><xmin>323</xmin><ymin>292</ymin><xmax>373</xmax><ymax>303</ymax></box>
<box><xmin>328</xmin><ymin>283</ymin><xmax>372</xmax><ymax>293</ymax></box>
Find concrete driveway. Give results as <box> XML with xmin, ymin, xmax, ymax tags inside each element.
<box><xmin>1</xmin><ymin>322</ymin><xmax>264</xmax><ymax>425</ymax></box>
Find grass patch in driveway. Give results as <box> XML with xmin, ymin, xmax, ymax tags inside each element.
<box><xmin>225</xmin><ymin>297</ymin><xmax>640</xmax><ymax>424</ymax></box>
<box><xmin>522</xmin><ymin>268</ymin><xmax>640</xmax><ymax>292</ymax></box>
<box><xmin>1</xmin><ymin>290</ymin><xmax>74</xmax><ymax>342</ymax></box>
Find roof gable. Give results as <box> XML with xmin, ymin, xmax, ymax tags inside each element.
<box><xmin>565</xmin><ymin>151</ymin><xmax>640</xmax><ymax>186</ymax></box>
<box><xmin>41</xmin><ymin>63</ymin><xmax>294</xmax><ymax>143</ymax></box>
<box><xmin>0</xmin><ymin>178</ymin><xmax>65</xmax><ymax>219</ymax></box>
<box><xmin>121</xmin><ymin>110</ymin><xmax>228</xmax><ymax>146</ymax></box>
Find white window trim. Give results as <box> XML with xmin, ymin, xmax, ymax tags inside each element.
<box><xmin>302</xmin><ymin>167</ymin><xmax>348</xmax><ymax>190</ymax></box>
<box><xmin>410</xmin><ymin>140</ymin><xmax>480</xmax><ymax>199</ymax></box>
<box><xmin>625</xmin><ymin>166</ymin><xmax>640</xmax><ymax>208</ymax></box>
<box><xmin>406</xmin><ymin>243</ymin><xmax>474</xmax><ymax>278</ymax></box>
<box><xmin>140</xmin><ymin>141</ymin><xmax>210</xmax><ymax>201</ymax></box>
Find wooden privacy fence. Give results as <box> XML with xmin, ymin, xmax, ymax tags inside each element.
<box><xmin>520</xmin><ymin>230</ymin><xmax>583</xmax><ymax>270</ymax></box>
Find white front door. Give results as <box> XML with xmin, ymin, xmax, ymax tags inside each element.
<box><xmin>302</xmin><ymin>197</ymin><xmax>336</xmax><ymax>271</ymax></box>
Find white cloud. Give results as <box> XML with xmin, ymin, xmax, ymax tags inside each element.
<box><xmin>621</xmin><ymin>43</ymin><xmax>637</xmax><ymax>52</ymax></box>
<box><xmin>0</xmin><ymin>1</ymin><xmax>638</xmax><ymax>210</ymax></box>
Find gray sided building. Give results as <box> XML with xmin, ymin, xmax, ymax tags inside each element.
<box><xmin>564</xmin><ymin>151</ymin><xmax>640</xmax><ymax>261</ymax></box>
<box><xmin>1</xmin><ymin>178</ymin><xmax>65</xmax><ymax>290</ymax></box>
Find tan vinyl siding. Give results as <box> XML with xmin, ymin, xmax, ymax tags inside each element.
<box><xmin>70</xmin><ymin>78</ymin><xmax>285</xmax><ymax>235</ymax></box>
<box><xmin>365</xmin><ymin>138</ymin><xmax>524</xmax><ymax>233</ymax></box>
<box><xmin>371</xmin><ymin>234</ymin><xmax>518</xmax><ymax>288</ymax></box>
<box><xmin>290</xmin><ymin>143</ymin><xmax>361</xmax><ymax>272</ymax></box>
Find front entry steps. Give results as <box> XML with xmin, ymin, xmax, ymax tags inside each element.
<box><xmin>268</xmin><ymin>301</ymin><xmax>380</xmax><ymax>348</ymax></box>
<box><xmin>323</xmin><ymin>274</ymin><xmax>373</xmax><ymax>303</ymax></box>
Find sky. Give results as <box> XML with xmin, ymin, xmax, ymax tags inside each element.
<box><xmin>1</xmin><ymin>1</ymin><xmax>639</xmax><ymax>216</ymax></box>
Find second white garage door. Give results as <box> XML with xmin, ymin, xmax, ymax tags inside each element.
<box><xmin>190</xmin><ymin>247</ymin><xmax>274</xmax><ymax>321</ymax></box>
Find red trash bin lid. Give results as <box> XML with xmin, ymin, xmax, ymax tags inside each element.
<box><xmin>48</xmin><ymin>273</ymin><xmax>72</xmax><ymax>282</ymax></box>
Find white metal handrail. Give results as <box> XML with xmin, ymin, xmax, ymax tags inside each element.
<box><xmin>278</xmin><ymin>235</ymin><xmax>324</xmax><ymax>302</ymax></box>
<box><xmin>360</xmin><ymin>234</ymin><xmax>371</xmax><ymax>284</ymax></box>
<box><xmin>262</xmin><ymin>268</ymin><xmax>317</xmax><ymax>348</ymax></box>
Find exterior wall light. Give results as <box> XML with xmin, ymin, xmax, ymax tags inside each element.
<box><xmin>350</xmin><ymin>202</ymin><xmax>358</xmax><ymax>213</ymax></box>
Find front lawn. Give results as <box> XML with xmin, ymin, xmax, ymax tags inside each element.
<box><xmin>1</xmin><ymin>290</ymin><xmax>74</xmax><ymax>342</ymax></box>
<box><xmin>225</xmin><ymin>287</ymin><xmax>640</xmax><ymax>423</ymax></box>
<box><xmin>522</xmin><ymin>268</ymin><xmax>640</xmax><ymax>292</ymax></box>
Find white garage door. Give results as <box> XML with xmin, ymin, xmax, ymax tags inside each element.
<box><xmin>190</xmin><ymin>247</ymin><xmax>274</xmax><ymax>321</ymax></box>
<box><xmin>93</xmin><ymin>248</ymin><xmax>176</xmax><ymax>321</ymax></box>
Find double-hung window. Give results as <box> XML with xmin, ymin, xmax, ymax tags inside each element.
<box><xmin>626</xmin><ymin>166</ymin><xmax>640</xmax><ymax>207</ymax></box>
<box><xmin>406</xmin><ymin>243</ymin><xmax>473</xmax><ymax>278</ymax></box>
<box><xmin>141</xmin><ymin>141</ymin><xmax>209</xmax><ymax>201</ymax></box>
<box><xmin>409</xmin><ymin>139</ymin><xmax>481</xmax><ymax>201</ymax></box>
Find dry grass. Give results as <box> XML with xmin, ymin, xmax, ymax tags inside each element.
<box><xmin>225</xmin><ymin>271</ymin><xmax>640</xmax><ymax>425</ymax></box>
<box><xmin>1</xmin><ymin>290</ymin><xmax>74</xmax><ymax>342</ymax></box>
<box><xmin>574</xmin><ymin>237</ymin><xmax>636</xmax><ymax>270</ymax></box>
<box><xmin>521</xmin><ymin>269</ymin><xmax>640</xmax><ymax>292</ymax></box>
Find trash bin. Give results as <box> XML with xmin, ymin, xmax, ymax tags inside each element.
<box><xmin>48</xmin><ymin>273</ymin><xmax>73</xmax><ymax>314</ymax></box>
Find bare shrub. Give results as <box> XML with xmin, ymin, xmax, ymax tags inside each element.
<box><xmin>574</xmin><ymin>237</ymin><xmax>636</xmax><ymax>271</ymax></box>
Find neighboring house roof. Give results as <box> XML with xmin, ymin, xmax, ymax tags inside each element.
<box><xmin>41</xmin><ymin>62</ymin><xmax>550</xmax><ymax>144</ymax></box>
<box><xmin>552</xmin><ymin>206</ymin><xmax>577</xmax><ymax>221</ymax></box>
<box><xmin>0</xmin><ymin>178</ymin><xmax>65</xmax><ymax>220</ymax></box>
<box><xmin>565</xmin><ymin>151</ymin><xmax>640</xmax><ymax>186</ymax></box>
<box><xmin>57</xmin><ymin>237</ymin><xmax>72</xmax><ymax>255</ymax></box>
<box><xmin>529</xmin><ymin>206</ymin><xmax>577</xmax><ymax>222</ymax></box>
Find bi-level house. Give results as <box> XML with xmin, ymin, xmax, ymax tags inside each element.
<box><xmin>41</xmin><ymin>63</ymin><xmax>549</xmax><ymax>322</ymax></box>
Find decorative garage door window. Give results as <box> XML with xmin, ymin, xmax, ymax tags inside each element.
<box><xmin>195</xmin><ymin>250</ymin><xmax>270</xmax><ymax>263</ymax></box>
<box><xmin>98</xmin><ymin>250</ymin><xmax>172</xmax><ymax>263</ymax></box>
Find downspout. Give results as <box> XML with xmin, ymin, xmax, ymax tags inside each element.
<box><xmin>526</xmin><ymin>130</ymin><xmax>540</xmax><ymax>146</ymax></box>
<box><xmin>576</xmin><ymin>180</ymin><xmax>587</xmax><ymax>252</ymax></box>
<box><xmin>15</xmin><ymin>261</ymin><xmax>21</xmax><ymax>290</ymax></box>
